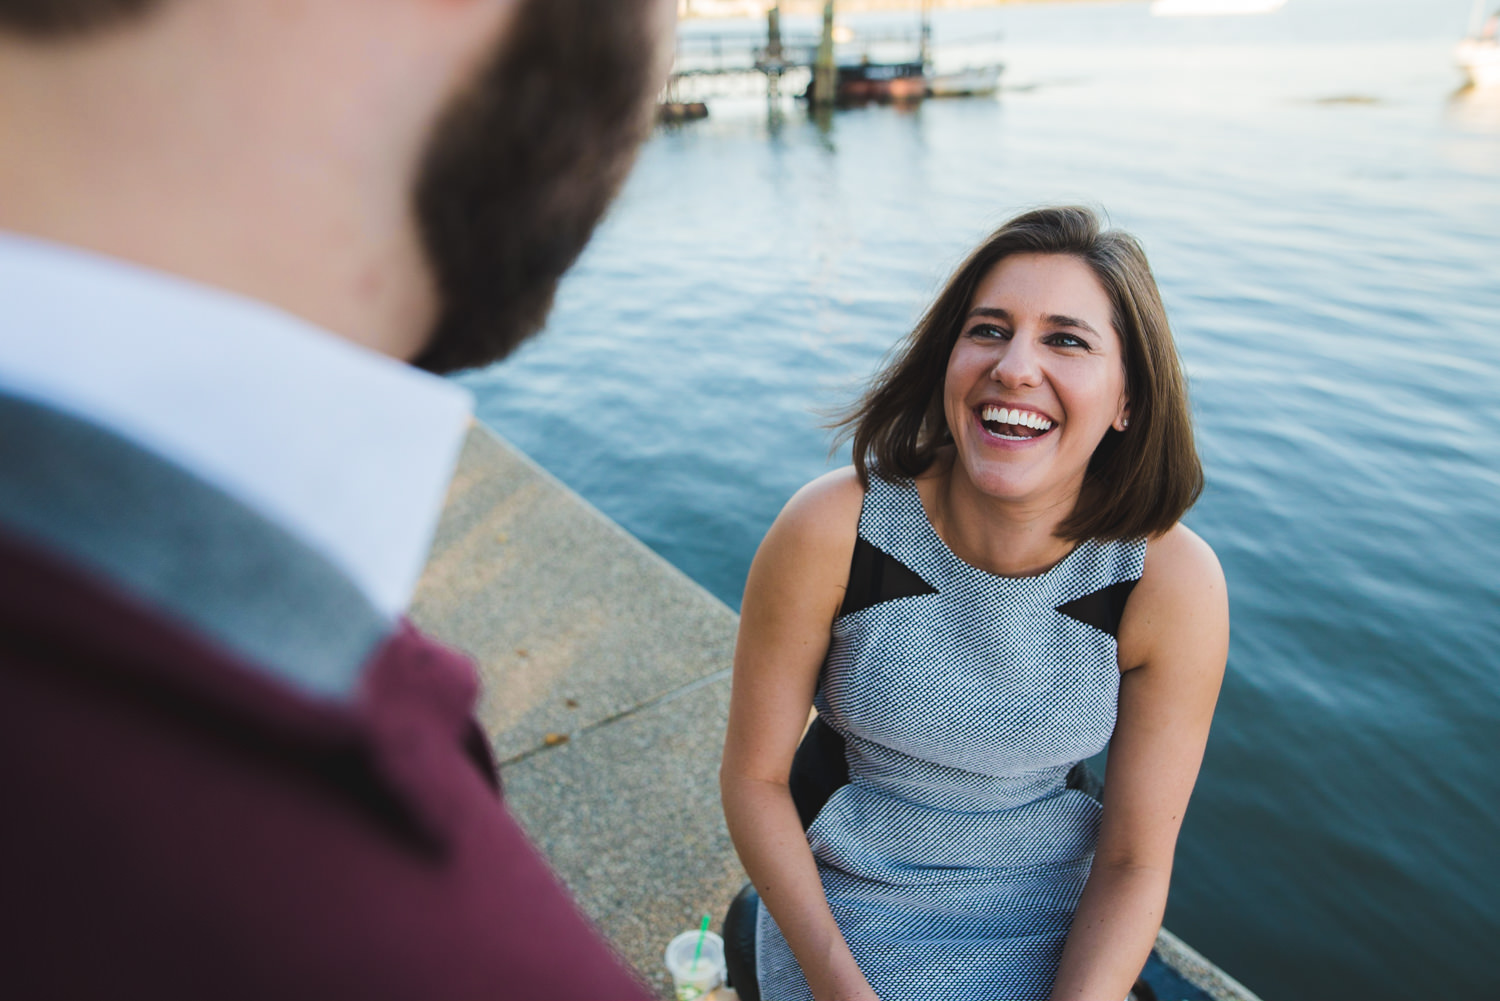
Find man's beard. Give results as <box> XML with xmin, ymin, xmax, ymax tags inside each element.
<box><xmin>412</xmin><ymin>0</ymin><xmax>663</xmax><ymax>374</ymax></box>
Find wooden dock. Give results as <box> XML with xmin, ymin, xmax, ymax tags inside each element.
<box><xmin>663</xmin><ymin>2</ymin><xmax>1004</xmax><ymax>111</ymax></box>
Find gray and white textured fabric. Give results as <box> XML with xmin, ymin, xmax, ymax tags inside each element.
<box><xmin>755</xmin><ymin>474</ymin><xmax>1146</xmax><ymax>1001</ymax></box>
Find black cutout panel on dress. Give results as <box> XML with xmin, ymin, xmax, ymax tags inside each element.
<box><xmin>789</xmin><ymin>716</ymin><xmax>850</xmax><ymax>831</ymax></box>
<box><xmin>1054</xmin><ymin>578</ymin><xmax>1139</xmax><ymax>639</ymax></box>
<box><xmin>838</xmin><ymin>537</ymin><xmax>938</xmax><ymax>618</ymax></box>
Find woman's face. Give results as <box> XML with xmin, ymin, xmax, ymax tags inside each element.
<box><xmin>943</xmin><ymin>253</ymin><xmax>1129</xmax><ymax>511</ymax></box>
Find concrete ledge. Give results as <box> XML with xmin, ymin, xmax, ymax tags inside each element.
<box><xmin>502</xmin><ymin>677</ymin><xmax>744</xmax><ymax>995</ymax></box>
<box><xmin>1155</xmin><ymin>929</ymin><xmax>1263</xmax><ymax>1001</ymax></box>
<box><xmin>412</xmin><ymin>423</ymin><xmax>736</xmax><ymax>766</ymax></box>
<box><xmin>411</xmin><ymin>423</ymin><xmax>1262</xmax><ymax>1001</ymax></box>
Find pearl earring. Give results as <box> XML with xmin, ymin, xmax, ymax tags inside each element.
<box><xmin>1121</xmin><ymin>417</ymin><xmax>1130</xmax><ymax>430</ymax></box>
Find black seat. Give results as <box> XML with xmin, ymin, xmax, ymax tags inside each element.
<box><xmin>722</xmin><ymin>882</ymin><xmax>761</xmax><ymax>1001</ymax></box>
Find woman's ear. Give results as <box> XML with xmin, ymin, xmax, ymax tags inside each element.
<box><xmin>1113</xmin><ymin>400</ymin><xmax>1131</xmax><ymax>432</ymax></box>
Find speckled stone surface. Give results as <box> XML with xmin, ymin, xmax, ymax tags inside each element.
<box><xmin>502</xmin><ymin>678</ymin><xmax>747</xmax><ymax>999</ymax></box>
<box><xmin>410</xmin><ymin>424</ymin><xmax>1260</xmax><ymax>1001</ymax></box>
<box><xmin>411</xmin><ymin>424</ymin><xmax>736</xmax><ymax>766</ymax></box>
<box><xmin>1154</xmin><ymin>929</ymin><xmax>1263</xmax><ymax>1001</ymax></box>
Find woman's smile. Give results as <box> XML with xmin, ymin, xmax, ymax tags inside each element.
<box><xmin>975</xmin><ymin>402</ymin><xmax>1057</xmax><ymax>442</ymax></box>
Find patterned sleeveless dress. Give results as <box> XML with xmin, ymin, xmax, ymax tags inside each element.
<box><xmin>755</xmin><ymin>475</ymin><xmax>1147</xmax><ymax>1001</ymax></box>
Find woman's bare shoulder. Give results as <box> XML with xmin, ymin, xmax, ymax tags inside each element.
<box><xmin>776</xmin><ymin>466</ymin><xmax>866</xmax><ymax>538</ymax></box>
<box><xmin>754</xmin><ymin>467</ymin><xmax>864</xmax><ymax>591</ymax></box>
<box><xmin>743</xmin><ymin>467</ymin><xmax>866</xmax><ymax>632</ymax></box>
<box><xmin>1119</xmin><ymin>523</ymin><xmax>1228</xmax><ymax>672</ymax></box>
<box><xmin>1142</xmin><ymin>523</ymin><xmax>1223</xmax><ymax>590</ymax></box>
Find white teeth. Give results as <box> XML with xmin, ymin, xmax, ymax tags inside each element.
<box><xmin>981</xmin><ymin>405</ymin><xmax>1053</xmax><ymax>431</ymax></box>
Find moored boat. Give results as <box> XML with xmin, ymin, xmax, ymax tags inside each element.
<box><xmin>1457</xmin><ymin>5</ymin><xmax>1500</xmax><ymax>88</ymax></box>
<box><xmin>808</xmin><ymin>60</ymin><xmax>1004</xmax><ymax>104</ymax></box>
<box><xmin>834</xmin><ymin>59</ymin><xmax>926</xmax><ymax>103</ymax></box>
<box><xmin>1457</xmin><ymin>39</ymin><xmax>1500</xmax><ymax>87</ymax></box>
<box><xmin>805</xmin><ymin>0</ymin><xmax>1002</xmax><ymax>105</ymax></box>
<box><xmin>928</xmin><ymin>64</ymin><xmax>1003</xmax><ymax>98</ymax></box>
<box><xmin>658</xmin><ymin>100</ymin><xmax>710</xmax><ymax>123</ymax></box>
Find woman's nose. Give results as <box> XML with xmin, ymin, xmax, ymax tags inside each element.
<box><xmin>991</xmin><ymin>336</ymin><xmax>1043</xmax><ymax>388</ymax></box>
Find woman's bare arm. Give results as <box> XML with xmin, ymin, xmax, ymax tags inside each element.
<box><xmin>1049</xmin><ymin>524</ymin><xmax>1229</xmax><ymax>1001</ymax></box>
<box><xmin>720</xmin><ymin>468</ymin><xmax>879</xmax><ymax>1001</ymax></box>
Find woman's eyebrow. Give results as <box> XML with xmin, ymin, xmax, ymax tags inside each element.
<box><xmin>966</xmin><ymin>307</ymin><xmax>1012</xmax><ymax>322</ymax></box>
<box><xmin>1046</xmin><ymin>314</ymin><xmax>1099</xmax><ymax>336</ymax></box>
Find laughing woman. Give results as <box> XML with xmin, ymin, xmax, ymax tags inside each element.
<box><xmin>720</xmin><ymin>207</ymin><xmax>1229</xmax><ymax>1001</ymax></box>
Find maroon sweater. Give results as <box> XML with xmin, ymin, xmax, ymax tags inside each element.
<box><xmin>0</xmin><ymin>527</ymin><xmax>650</xmax><ymax>1000</ymax></box>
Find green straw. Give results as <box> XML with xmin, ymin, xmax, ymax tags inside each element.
<box><xmin>690</xmin><ymin>914</ymin><xmax>711</xmax><ymax>972</ymax></box>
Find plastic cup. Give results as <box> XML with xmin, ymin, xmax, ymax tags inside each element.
<box><xmin>664</xmin><ymin>929</ymin><xmax>725</xmax><ymax>1001</ymax></box>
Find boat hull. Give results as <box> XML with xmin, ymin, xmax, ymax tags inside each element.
<box><xmin>928</xmin><ymin>64</ymin><xmax>1003</xmax><ymax>98</ymax></box>
<box><xmin>808</xmin><ymin>61</ymin><xmax>1003</xmax><ymax>103</ymax></box>
<box><xmin>835</xmin><ymin>61</ymin><xmax>926</xmax><ymax>103</ymax></box>
<box><xmin>1457</xmin><ymin>39</ymin><xmax>1500</xmax><ymax>88</ymax></box>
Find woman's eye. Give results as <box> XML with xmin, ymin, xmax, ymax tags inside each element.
<box><xmin>1048</xmin><ymin>332</ymin><xmax>1089</xmax><ymax>349</ymax></box>
<box><xmin>969</xmin><ymin>324</ymin><xmax>1010</xmax><ymax>340</ymax></box>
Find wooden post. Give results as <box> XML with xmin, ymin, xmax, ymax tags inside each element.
<box><xmin>813</xmin><ymin>0</ymin><xmax>836</xmax><ymax>107</ymax></box>
<box><xmin>920</xmin><ymin>0</ymin><xmax>932</xmax><ymax>74</ymax></box>
<box><xmin>767</xmin><ymin>1</ymin><xmax>783</xmax><ymax>102</ymax></box>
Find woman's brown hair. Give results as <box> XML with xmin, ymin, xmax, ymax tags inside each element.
<box><xmin>0</xmin><ymin>0</ymin><xmax>162</xmax><ymax>36</ymax></box>
<box><xmin>834</xmin><ymin>205</ymin><xmax>1202</xmax><ymax>542</ymax></box>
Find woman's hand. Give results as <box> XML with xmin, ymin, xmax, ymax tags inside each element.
<box><xmin>1048</xmin><ymin>523</ymin><xmax>1229</xmax><ymax>1001</ymax></box>
<box><xmin>720</xmin><ymin>468</ymin><xmax>871</xmax><ymax>1001</ymax></box>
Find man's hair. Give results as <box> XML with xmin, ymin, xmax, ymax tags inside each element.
<box><xmin>0</xmin><ymin>0</ymin><xmax>162</xmax><ymax>36</ymax></box>
<box><xmin>834</xmin><ymin>205</ymin><xmax>1203</xmax><ymax>542</ymax></box>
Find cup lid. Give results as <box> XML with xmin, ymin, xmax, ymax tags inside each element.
<box><xmin>664</xmin><ymin>929</ymin><xmax>726</xmax><ymax>978</ymax></box>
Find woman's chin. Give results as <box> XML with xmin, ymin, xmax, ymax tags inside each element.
<box><xmin>953</xmin><ymin>452</ymin><xmax>1084</xmax><ymax>511</ymax></box>
<box><xmin>956</xmin><ymin>467</ymin><xmax>1042</xmax><ymax>504</ymax></box>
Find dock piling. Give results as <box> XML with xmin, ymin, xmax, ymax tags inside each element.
<box><xmin>813</xmin><ymin>0</ymin><xmax>836</xmax><ymax>107</ymax></box>
<box><xmin>767</xmin><ymin>2</ymin><xmax>783</xmax><ymax>103</ymax></box>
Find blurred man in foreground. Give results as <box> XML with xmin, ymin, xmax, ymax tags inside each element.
<box><xmin>0</xmin><ymin>0</ymin><xmax>672</xmax><ymax>996</ymax></box>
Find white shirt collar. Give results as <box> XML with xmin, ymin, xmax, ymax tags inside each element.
<box><xmin>0</xmin><ymin>231</ymin><xmax>473</xmax><ymax>620</ymax></box>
